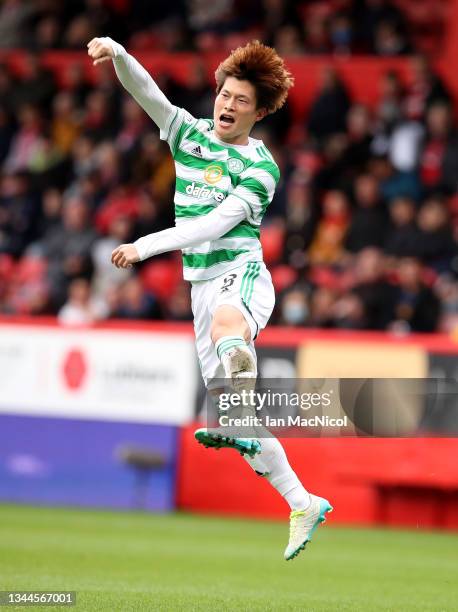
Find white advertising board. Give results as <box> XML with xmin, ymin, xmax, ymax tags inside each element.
<box><xmin>0</xmin><ymin>324</ymin><xmax>198</xmax><ymax>424</ymax></box>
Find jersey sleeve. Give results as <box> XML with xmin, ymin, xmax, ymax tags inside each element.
<box><xmin>160</xmin><ymin>107</ymin><xmax>198</xmax><ymax>156</ymax></box>
<box><xmin>107</xmin><ymin>37</ymin><xmax>198</xmax><ymax>151</ymax></box>
<box><xmin>229</xmin><ymin>161</ymin><xmax>280</xmax><ymax>225</ymax></box>
<box><xmin>133</xmin><ymin>195</ymin><xmax>247</xmax><ymax>260</ymax></box>
<box><xmin>109</xmin><ymin>38</ymin><xmax>175</xmax><ymax>133</ymax></box>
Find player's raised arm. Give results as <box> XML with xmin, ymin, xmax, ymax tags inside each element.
<box><xmin>87</xmin><ymin>36</ymin><xmax>174</xmax><ymax>133</ymax></box>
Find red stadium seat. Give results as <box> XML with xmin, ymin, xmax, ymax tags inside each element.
<box><xmin>260</xmin><ymin>224</ymin><xmax>285</xmax><ymax>265</ymax></box>
<box><xmin>270</xmin><ymin>264</ymin><xmax>298</xmax><ymax>293</ymax></box>
<box><xmin>14</xmin><ymin>257</ymin><xmax>47</xmax><ymax>285</ymax></box>
<box><xmin>0</xmin><ymin>254</ymin><xmax>15</xmax><ymax>282</ymax></box>
<box><xmin>140</xmin><ymin>259</ymin><xmax>182</xmax><ymax>301</ymax></box>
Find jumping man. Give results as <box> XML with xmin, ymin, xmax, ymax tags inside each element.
<box><xmin>87</xmin><ymin>36</ymin><xmax>332</xmax><ymax>560</ymax></box>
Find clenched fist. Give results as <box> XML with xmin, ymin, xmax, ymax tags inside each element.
<box><xmin>87</xmin><ymin>37</ymin><xmax>115</xmax><ymax>66</ymax></box>
<box><xmin>111</xmin><ymin>244</ymin><xmax>140</xmax><ymax>269</ymax></box>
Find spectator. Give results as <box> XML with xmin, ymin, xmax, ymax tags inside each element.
<box><xmin>303</xmin><ymin>11</ymin><xmax>330</xmax><ymax>54</ymax></box>
<box><xmin>63</xmin><ymin>14</ymin><xmax>96</xmax><ymax>49</ymax></box>
<box><xmin>308</xmin><ymin>190</ymin><xmax>350</xmax><ymax>265</ymax></box>
<box><xmin>404</xmin><ymin>55</ymin><xmax>451</xmax><ymax>122</ymax></box>
<box><xmin>40</xmin><ymin>196</ymin><xmax>98</xmax><ymax>309</ymax></box>
<box><xmin>375</xmin><ymin>70</ymin><xmax>404</xmax><ymax>137</ymax></box>
<box><xmin>274</xmin><ymin>25</ymin><xmax>305</xmax><ymax>57</ymax></box>
<box><xmin>278</xmin><ymin>285</ymin><xmax>310</xmax><ymax>326</ymax></box>
<box><xmin>329</xmin><ymin>14</ymin><xmax>353</xmax><ymax>56</ymax></box>
<box><xmin>164</xmin><ymin>280</ymin><xmax>193</xmax><ymax>321</ymax></box>
<box><xmin>33</xmin><ymin>15</ymin><xmax>61</xmax><ymax>50</ymax></box>
<box><xmin>58</xmin><ymin>277</ymin><xmax>106</xmax><ymax>326</ymax></box>
<box><xmin>308</xmin><ymin>286</ymin><xmax>336</xmax><ymax>328</ymax></box>
<box><xmin>116</xmin><ymin>96</ymin><xmax>148</xmax><ymax>155</ymax></box>
<box><xmin>114</xmin><ymin>276</ymin><xmax>162</xmax><ymax>320</ymax></box>
<box><xmin>419</xmin><ymin>102</ymin><xmax>455</xmax><ymax>194</ymax></box>
<box><xmin>0</xmin><ymin>63</ymin><xmax>16</xmax><ymax>113</ymax></box>
<box><xmin>63</xmin><ymin>62</ymin><xmax>92</xmax><ymax>108</ymax></box>
<box><xmin>91</xmin><ymin>215</ymin><xmax>134</xmax><ymax>297</ymax></box>
<box><xmin>345</xmin><ymin>174</ymin><xmax>389</xmax><ymax>252</ymax></box>
<box><xmin>283</xmin><ymin>181</ymin><xmax>318</xmax><ymax>270</ymax></box>
<box><xmin>416</xmin><ymin>196</ymin><xmax>456</xmax><ymax>273</ymax></box>
<box><xmin>0</xmin><ymin>0</ymin><xmax>38</xmax><ymax>48</ymax></box>
<box><xmin>385</xmin><ymin>196</ymin><xmax>420</xmax><ymax>258</ymax></box>
<box><xmin>51</xmin><ymin>92</ymin><xmax>81</xmax><ymax>156</ymax></box>
<box><xmin>357</xmin><ymin>0</ymin><xmax>408</xmax><ymax>54</ymax></box>
<box><xmin>0</xmin><ymin>105</ymin><xmax>15</xmax><ymax>165</ymax></box>
<box><xmin>3</xmin><ymin>104</ymin><xmax>44</xmax><ymax>174</ymax></box>
<box><xmin>166</xmin><ymin>61</ymin><xmax>214</xmax><ymax>120</ymax></box>
<box><xmin>348</xmin><ymin>247</ymin><xmax>397</xmax><ymax>329</ymax></box>
<box><xmin>343</xmin><ymin>104</ymin><xmax>374</xmax><ymax>174</ymax></box>
<box><xmin>36</xmin><ymin>188</ymin><xmax>63</xmax><ymax>240</ymax></box>
<box><xmin>307</xmin><ymin>67</ymin><xmax>351</xmax><ymax>142</ymax></box>
<box><xmin>391</xmin><ymin>257</ymin><xmax>440</xmax><ymax>332</ymax></box>
<box><xmin>371</xmin><ymin>154</ymin><xmax>422</xmax><ymax>204</ymax></box>
<box><xmin>374</xmin><ymin>20</ymin><xmax>411</xmax><ymax>56</ymax></box>
<box><xmin>0</xmin><ymin>171</ymin><xmax>38</xmax><ymax>257</ymax></box>
<box><xmin>14</xmin><ymin>53</ymin><xmax>56</xmax><ymax>111</ymax></box>
<box><xmin>332</xmin><ymin>292</ymin><xmax>366</xmax><ymax>329</ymax></box>
<box><xmin>435</xmin><ymin>274</ymin><xmax>458</xmax><ymax>333</ymax></box>
<box><xmin>83</xmin><ymin>90</ymin><xmax>115</xmax><ymax>142</ymax></box>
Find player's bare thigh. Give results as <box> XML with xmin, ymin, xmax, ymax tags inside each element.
<box><xmin>211</xmin><ymin>305</ymin><xmax>251</xmax><ymax>344</ymax></box>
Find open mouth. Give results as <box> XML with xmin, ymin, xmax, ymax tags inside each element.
<box><xmin>219</xmin><ymin>114</ymin><xmax>235</xmax><ymax>127</ymax></box>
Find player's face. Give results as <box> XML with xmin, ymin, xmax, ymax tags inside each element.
<box><xmin>213</xmin><ymin>77</ymin><xmax>266</xmax><ymax>145</ymax></box>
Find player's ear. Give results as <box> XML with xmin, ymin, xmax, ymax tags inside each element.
<box><xmin>255</xmin><ymin>108</ymin><xmax>268</xmax><ymax>122</ymax></box>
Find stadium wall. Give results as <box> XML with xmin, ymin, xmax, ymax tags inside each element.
<box><xmin>0</xmin><ymin>318</ymin><xmax>198</xmax><ymax>511</ymax></box>
<box><xmin>0</xmin><ymin>318</ymin><xmax>457</xmax><ymax>528</ymax></box>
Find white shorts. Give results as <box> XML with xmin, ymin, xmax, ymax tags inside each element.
<box><xmin>191</xmin><ymin>261</ymin><xmax>275</xmax><ymax>387</ymax></box>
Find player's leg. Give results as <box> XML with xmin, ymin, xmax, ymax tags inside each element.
<box><xmin>192</xmin><ymin>264</ymin><xmax>332</xmax><ymax>559</ymax></box>
<box><xmin>197</xmin><ymin>265</ymin><xmax>315</xmax><ymax>505</ymax></box>
<box><xmin>194</xmin><ymin>302</ymin><xmax>262</xmax><ymax>456</ymax></box>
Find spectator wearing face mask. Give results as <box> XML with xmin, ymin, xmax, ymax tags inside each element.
<box><xmin>278</xmin><ymin>286</ymin><xmax>310</xmax><ymax>327</ymax></box>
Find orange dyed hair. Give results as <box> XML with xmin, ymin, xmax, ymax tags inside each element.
<box><xmin>215</xmin><ymin>40</ymin><xmax>294</xmax><ymax>114</ymax></box>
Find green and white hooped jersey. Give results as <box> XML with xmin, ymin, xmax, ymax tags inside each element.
<box><xmin>160</xmin><ymin>107</ymin><xmax>280</xmax><ymax>281</ymax></box>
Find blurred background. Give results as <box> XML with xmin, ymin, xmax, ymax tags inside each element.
<box><xmin>0</xmin><ymin>0</ymin><xmax>457</xmax><ymax>543</ymax></box>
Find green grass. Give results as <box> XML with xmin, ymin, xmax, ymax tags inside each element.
<box><xmin>0</xmin><ymin>504</ymin><xmax>457</xmax><ymax>611</ymax></box>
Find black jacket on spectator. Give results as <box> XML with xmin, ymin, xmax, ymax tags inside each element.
<box><xmin>384</xmin><ymin>223</ymin><xmax>422</xmax><ymax>258</ymax></box>
<box><xmin>308</xmin><ymin>84</ymin><xmax>351</xmax><ymax>142</ymax></box>
<box><xmin>345</xmin><ymin>208</ymin><xmax>389</xmax><ymax>252</ymax></box>
<box><xmin>353</xmin><ymin>281</ymin><xmax>397</xmax><ymax>330</ymax></box>
<box><xmin>441</xmin><ymin>137</ymin><xmax>458</xmax><ymax>194</ymax></box>
<box><xmin>393</xmin><ymin>286</ymin><xmax>441</xmax><ymax>332</ymax></box>
<box><xmin>416</xmin><ymin>227</ymin><xmax>457</xmax><ymax>273</ymax></box>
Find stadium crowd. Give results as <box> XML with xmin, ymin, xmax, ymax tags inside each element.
<box><xmin>0</xmin><ymin>2</ymin><xmax>456</xmax><ymax>334</ymax></box>
<box><xmin>0</xmin><ymin>1</ymin><xmax>447</xmax><ymax>58</ymax></box>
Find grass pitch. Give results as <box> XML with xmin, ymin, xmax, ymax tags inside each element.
<box><xmin>0</xmin><ymin>504</ymin><xmax>457</xmax><ymax>611</ymax></box>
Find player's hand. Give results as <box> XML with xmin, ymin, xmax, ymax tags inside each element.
<box><xmin>87</xmin><ymin>37</ymin><xmax>115</xmax><ymax>66</ymax></box>
<box><xmin>111</xmin><ymin>244</ymin><xmax>140</xmax><ymax>269</ymax></box>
